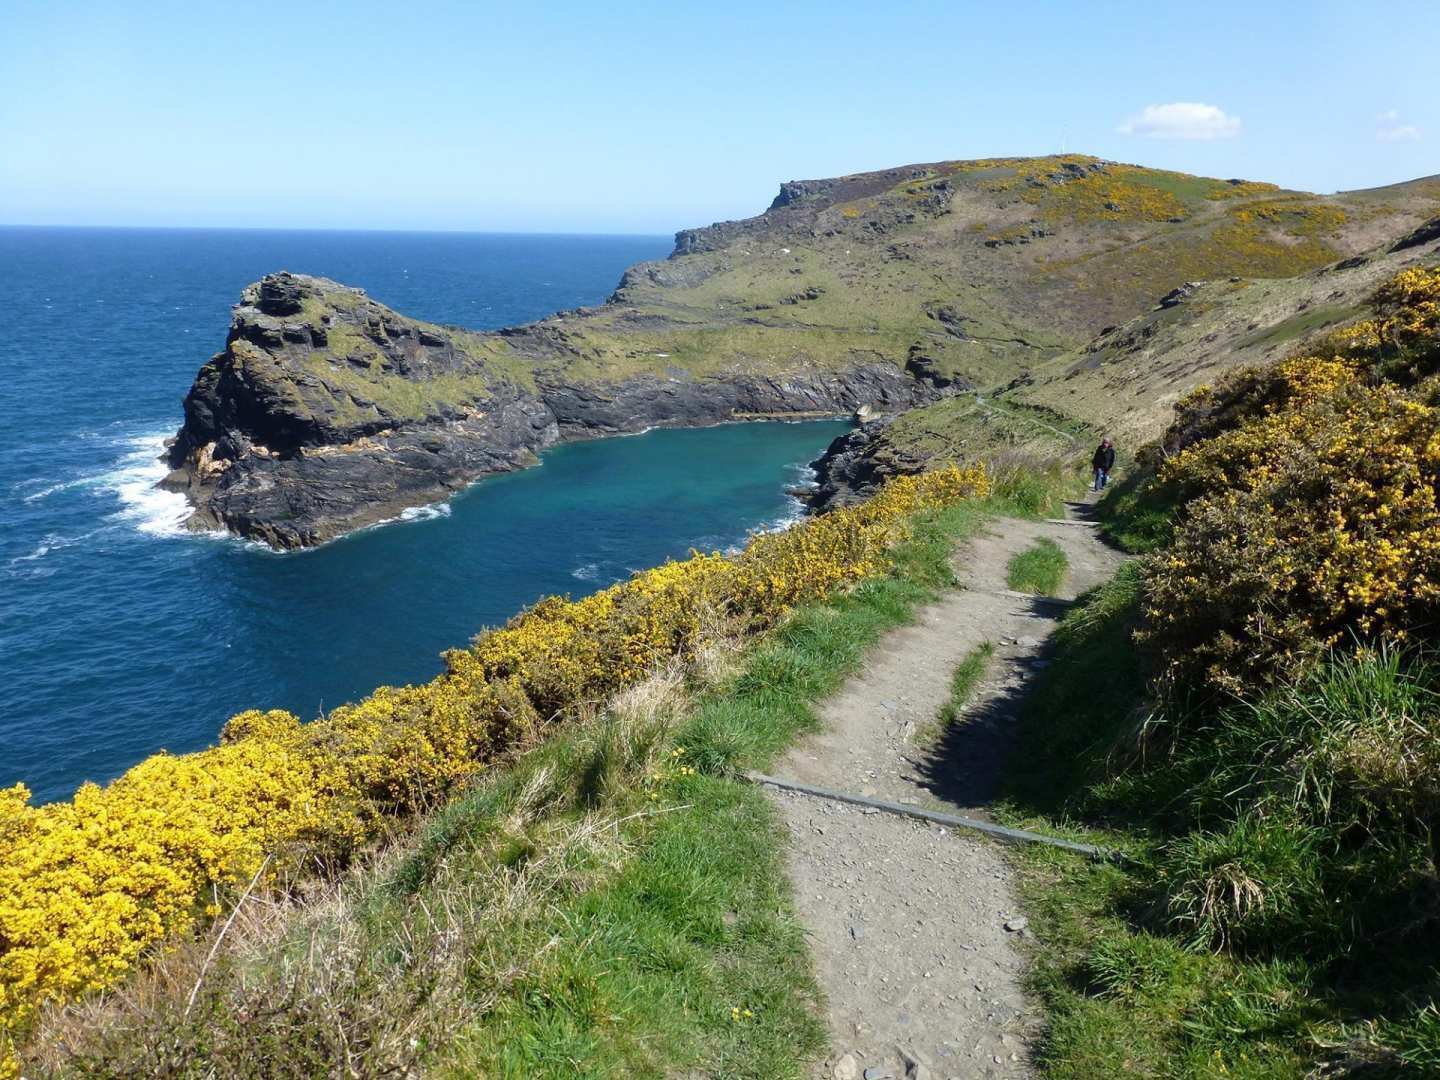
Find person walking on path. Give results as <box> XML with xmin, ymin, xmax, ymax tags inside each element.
<box><xmin>1092</xmin><ymin>437</ymin><xmax>1115</xmax><ymax>491</ymax></box>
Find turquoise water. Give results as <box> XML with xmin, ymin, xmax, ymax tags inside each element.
<box><xmin>0</xmin><ymin>227</ymin><xmax>850</xmax><ymax>803</ymax></box>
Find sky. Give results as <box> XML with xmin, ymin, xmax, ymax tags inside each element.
<box><xmin>1</xmin><ymin>0</ymin><xmax>1436</xmax><ymax>234</ymax></box>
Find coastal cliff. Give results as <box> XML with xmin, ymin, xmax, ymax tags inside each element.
<box><xmin>165</xmin><ymin>155</ymin><xmax>1440</xmax><ymax>546</ymax></box>
<box><xmin>163</xmin><ymin>274</ymin><xmax>946</xmax><ymax>547</ymax></box>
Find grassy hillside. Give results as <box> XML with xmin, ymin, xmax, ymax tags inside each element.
<box><xmin>175</xmin><ymin>157</ymin><xmax>1439</xmax><ymax>498</ymax></box>
<box><xmin>526</xmin><ymin>156</ymin><xmax>1437</xmax><ymax>396</ymax></box>
<box><xmin>998</xmin><ymin>264</ymin><xmax>1440</xmax><ymax>1076</ymax></box>
<box><xmin>859</xmin><ymin>211</ymin><xmax>1440</xmax><ymax>470</ymax></box>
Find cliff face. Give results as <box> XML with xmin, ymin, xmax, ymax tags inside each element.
<box><xmin>165</xmin><ymin>155</ymin><xmax>1440</xmax><ymax>545</ymax></box>
<box><xmin>164</xmin><ymin>274</ymin><xmax>950</xmax><ymax>548</ymax></box>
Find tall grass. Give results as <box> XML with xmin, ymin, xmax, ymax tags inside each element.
<box><xmin>998</xmin><ymin>570</ymin><xmax>1440</xmax><ymax>1075</ymax></box>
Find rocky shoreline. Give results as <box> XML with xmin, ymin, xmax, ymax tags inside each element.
<box><xmin>801</xmin><ymin>416</ymin><xmax>925</xmax><ymax>512</ymax></box>
<box><xmin>162</xmin><ymin>273</ymin><xmax>954</xmax><ymax>549</ymax></box>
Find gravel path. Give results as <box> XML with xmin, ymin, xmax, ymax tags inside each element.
<box><xmin>769</xmin><ymin>503</ymin><xmax>1128</xmax><ymax>1080</ymax></box>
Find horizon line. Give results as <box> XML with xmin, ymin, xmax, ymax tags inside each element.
<box><xmin>0</xmin><ymin>222</ymin><xmax>677</xmax><ymax>239</ymax></box>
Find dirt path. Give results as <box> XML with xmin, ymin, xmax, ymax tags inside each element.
<box><xmin>768</xmin><ymin>503</ymin><xmax>1127</xmax><ymax>1080</ymax></box>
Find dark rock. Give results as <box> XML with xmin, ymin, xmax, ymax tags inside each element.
<box><xmin>924</xmin><ymin>303</ymin><xmax>971</xmax><ymax>339</ymax></box>
<box><xmin>804</xmin><ymin>415</ymin><xmax>933</xmax><ymax>512</ymax></box>
<box><xmin>905</xmin><ymin>348</ymin><xmax>970</xmax><ymax>392</ymax></box>
<box><xmin>1390</xmin><ymin>215</ymin><xmax>1440</xmax><ymax>253</ymax></box>
<box><xmin>1157</xmin><ymin>281</ymin><xmax>1206</xmax><ymax>308</ymax></box>
<box><xmin>780</xmin><ymin>285</ymin><xmax>825</xmax><ymax>304</ymax></box>
<box><xmin>164</xmin><ymin>272</ymin><xmax>954</xmax><ymax>549</ymax></box>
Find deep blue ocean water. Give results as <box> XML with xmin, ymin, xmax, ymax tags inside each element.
<box><xmin>0</xmin><ymin>227</ymin><xmax>851</xmax><ymax>804</ymax></box>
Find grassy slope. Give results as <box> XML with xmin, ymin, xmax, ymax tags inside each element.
<box><xmin>856</xmin><ymin>173</ymin><xmax>1440</xmax><ymax>473</ymax></box>
<box><xmin>567</xmin><ymin>157</ymin><xmax>1433</xmax><ymax>390</ymax></box>
<box><xmin>37</xmin><ymin>483</ymin><xmax>1087</xmax><ymax>1078</ymax></box>
<box><xmin>256</xmin><ymin>158</ymin><xmax>1439</xmax><ymax>437</ymax></box>
<box><xmin>993</xmin><ymin>564</ymin><xmax>1324</xmax><ymax>1078</ymax></box>
<box><xmin>992</xmin><ymin>480</ymin><xmax>1440</xmax><ymax>1077</ymax></box>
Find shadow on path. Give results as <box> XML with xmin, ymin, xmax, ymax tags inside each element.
<box><xmin>907</xmin><ymin>611</ymin><xmax>1058</xmax><ymax>814</ymax></box>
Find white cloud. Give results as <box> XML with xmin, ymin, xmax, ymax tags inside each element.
<box><xmin>1376</xmin><ymin>110</ymin><xmax>1422</xmax><ymax>142</ymax></box>
<box><xmin>1117</xmin><ymin>102</ymin><xmax>1241</xmax><ymax>141</ymax></box>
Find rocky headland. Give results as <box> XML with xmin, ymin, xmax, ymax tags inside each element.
<box><xmin>162</xmin><ymin>274</ymin><xmax>948</xmax><ymax>548</ymax></box>
<box><xmin>163</xmin><ymin>155</ymin><xmax>1440</xmax><ymax>545</ymax></box>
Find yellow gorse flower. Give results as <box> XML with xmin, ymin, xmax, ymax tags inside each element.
<box><xmin>0</xmin><ymin>463</ymin><xmax>988</xmax><ymax>1055</ymax></box>
<box><xmin>1143</xmin><ymin>265</ymin><xmax>1440</xmax><ymax>692</ymax></box>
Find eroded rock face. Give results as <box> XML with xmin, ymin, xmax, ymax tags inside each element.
<box><xmin>805</xmin><ymin>417</ymin><xmax>927</xmax><ymax>511</ymax></box>
<box><xmin>163</xmin><ymin>273</ymin><xmax>954</xmax><ymax>548</ymax></box>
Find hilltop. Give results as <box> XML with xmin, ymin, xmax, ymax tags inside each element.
<box><xmin>163</xmin><ymin>155</ymin><xmax>1440</xmax><ymax>545</ymax></box>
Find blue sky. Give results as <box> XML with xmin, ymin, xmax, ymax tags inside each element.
<box><xmin>1</xmin><ymin>0</ymin><xmax>1435</xmax><ymax>233</ymax></box>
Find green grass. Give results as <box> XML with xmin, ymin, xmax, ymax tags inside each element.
<box><xmin>995</xmin><ymin>567</ymin><xmax>1324</xmax><ymax>1077</ymax></box>
<box><xmin>1096</xmin><ymin>465</ymin><xmax>1176</xmax><ymax>554</ymax></box>
<box><xmin>916</xmin><ymin>642</ymin><xmax>994</xmax><ymax>746</ymax></box>
<box><xmin>434</xmin><ymin>776</ymin><xmax>825</xmax><ymax>1078</ymax></box>
<box><xmin>37</xmin><ymin>499</ymin><xmax>999</xmax><ymax>1079</ymax></box>
<box><xmin>996</xmin><ymin>562</ymin><xmax>1440</xmax><ymax>1077</ymax></box>
<box><xmin>1006</xmin><ymin>537</ymin><xmax>1069</xmax><ymax>595</ymax></box>
<box><xmin>1236</xmin><ymin>301</ymin><xmax>1362</xmax><ymax>351</ymax></box>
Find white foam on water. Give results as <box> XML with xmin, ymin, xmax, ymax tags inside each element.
<box><xmin>342</xmin><ymin>500</ymin><xmax>456</xmax><ymax>542</ymax></box>
<box><xmin>765</xmin><ymin>500</ymin><xmax>808</xmax><ymax>533</ymax></box>
<box><xmin>398</xmin><ymin>503</ymin><xmax>452</xmax><ymax>523</ymax></box>
<box><xmin>8</xmin><ymin>542</ymin><xmax>52</xmax><ymax>565</ymax></box>
<box><xmin>571</xmin><ymin>563</ymin><xmax>600</xmax><ymax>581</ymax></box>
<box><xmin>21</xmin><ymin>476</ymin><xmax>91</xmax><ymax>503</ymax></box>
<box><xmin>784</xmin><ymin>460</ymin><xmax>820</xmax><ymax>490</ymax></box>
<box><xmin>100</xmin><ymin>432</ymin><xmax>197</xmax><ymax>538</ymax></box>
<box><xmin>4</xmin><ymin>527</ymin><xmax>113</xmax><ymax>578</ymax></box>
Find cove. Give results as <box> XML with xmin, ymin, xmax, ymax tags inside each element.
<box><xmin>4</xmin><ymin>418</ymin><xmax>850</xmax><ymax>804</ymax></box>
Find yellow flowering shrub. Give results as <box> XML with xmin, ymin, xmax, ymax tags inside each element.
<box><xmin>0</xmin><ymin>463</ymin><xmax>988</xmax><ymax>1052</ymax></box>
<box><xmin>1140</xmin><ymin>265</ymin><xmax>1440</xmax><ymax>692</ymax></box>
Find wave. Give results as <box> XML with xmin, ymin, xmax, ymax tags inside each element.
<box><xmin>398</xmin><ymin>503</ymin><xmax>452</xmax><ymax>523</ymax></box>
<box><xmin>4</xmin><ymin>527</ymin><xmax>113</xmax><ymax>578</ymax></box>
<box><xmin>19</xmin><ymin>476</ymin><xmax>90</xmax><ymax>503</ymax></box>
<box><xmin>571</xmin><ymin>563</ymin><xmax>600</xmax><ymax>581</ymax></box>
<box><xmin>102</xmin><ymin>433</ymin><xmax>197</xmax><ymax>537</ymax></box>
<box><xmin>12</xmin><ymin>428</ymin><xmax>201</xmax><ymax>540</ymax></box>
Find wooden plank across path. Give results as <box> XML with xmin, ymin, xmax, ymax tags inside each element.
<box><xmin>748</xmin><ymin>771</ymin><xmax>1115</xmax><ymax>861</ymax></box>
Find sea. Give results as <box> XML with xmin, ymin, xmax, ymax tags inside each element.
<box><xmin>0</xmin><ymin>227</ymin><xmax>852</xmax><ymax>804</ymax></box>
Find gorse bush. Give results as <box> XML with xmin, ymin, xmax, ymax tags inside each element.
<box><xmin>1140</xmin><ymin>265</ymin><xmax>1440</xmax><ymax>696</ymax></box>
<box><xmin>1121</xmin><ymin>266</ymin><xmax>1440</xmax><ymax>959</ymax></box>
<box><xmin>0</xmin><ymin>464</ymin><xmax>987</xmax><ymax>1065</ymax></box>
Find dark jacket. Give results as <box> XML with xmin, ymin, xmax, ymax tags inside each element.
<box><xmin>1092</xmin><ymin>444</ymin><xmax>1115</xmax><ymax>471</ymax></box>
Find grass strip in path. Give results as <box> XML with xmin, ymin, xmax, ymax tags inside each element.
<box><xmin>1006</xmin><ymin>536</ymin><xmax>1069</xmax><ymax>596</ymax></box>
<box><xmin>915</xmin><ymin>641</ymin><xmax>994</xmax><ymax>746</ymax></box>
